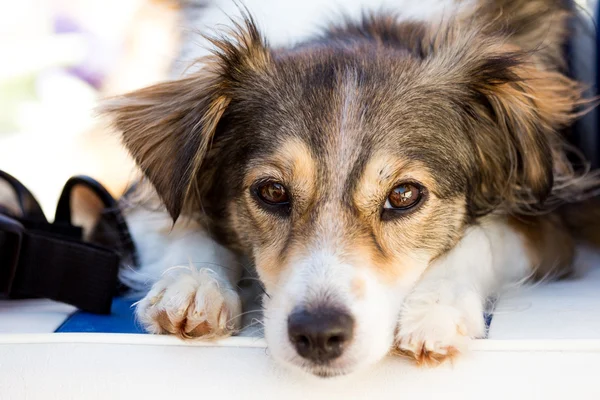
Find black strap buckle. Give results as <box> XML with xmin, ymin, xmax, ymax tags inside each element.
<box><xmin>0</xmin><ymin>214</ymin><xmax>24</xmax><ymax>295</ymax></box>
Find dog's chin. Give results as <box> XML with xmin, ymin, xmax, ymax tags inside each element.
<box><xmin>309</xmin><ymin>366</ymin><xmax>352</xmax><ymax>379</ymax></box>
<box><xmin>280</xmin><ymin>358</ymin><xmax>358</xmax><ymax>379</ymax></box>
<box><xmin>270</xmin><ymin>347</ymin><xmax>385</xmax><ymax>379</ymax></box>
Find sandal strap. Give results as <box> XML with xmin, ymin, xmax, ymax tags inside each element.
<box><xmin>54</xmin><ymin>176</ymin><xmax>139</xmax><ymax>269</ymax></box>
<box><xmin>0</xmin><ymin>170</ymin><xmax>46</xmax><ymax>222</ymax></box>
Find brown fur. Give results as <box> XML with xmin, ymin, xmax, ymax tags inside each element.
<box><xmin>509</xmin><ymin>214</ymin><xmax>576</xmax><ymax>280</ymax></box>
<box><xmin>351</xmin><ymin>276</ymin><xmax>366</xmax><ymax>299</ymax></box>
<box><xmin>560</xmin><ymin>198</ymin><xmax>600</xmax><ymax>249</ymax></box>
<box><xmin>101</xmin><ymin>0</ymin><xmax>600</xmax><ymax>299</ymax></box>
<box><xmin>100</xmin><ymin>15</ymin><xmax>271</xmax><ymax>221</ymax></box>
<box><xmin>394</xmin><ymin>345</ymin><xmax>461</xmax><ymax>367</ymax></box>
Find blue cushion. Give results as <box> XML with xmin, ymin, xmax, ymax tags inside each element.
<box><xmin>56</xmin><ymin>297</ymin><xmax>146</xmax><ymax>333</ymax></box>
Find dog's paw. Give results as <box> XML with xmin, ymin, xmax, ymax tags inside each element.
<box><xmin>394</xmin><ymin>289</ymin><xmax>485</xmax><ymax>366</ymax></box>
<box><xmin>135</xmin><ymin>267</ymin><xmax>242</xmax><ymax>339</ymax></box>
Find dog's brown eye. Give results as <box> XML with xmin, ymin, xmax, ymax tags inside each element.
<box><xmin>385</xmin><ymin>183</ymin><xmax>422</xmax><ymax>210</ymax></box>
<box><xmin>256</xmin><ymin>182</ymin><xmax>289</xmax><ymax>205</ymax></box>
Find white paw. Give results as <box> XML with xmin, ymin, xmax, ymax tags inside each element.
<box><xmin>395</xmin><ymin>289</ymin><xmax>485</xmax><ymax>366</ymax></box>
<box><xmin>135</xmin><ymin>267</ymin><xmax>242</xmax><ymax>339</ymax></box>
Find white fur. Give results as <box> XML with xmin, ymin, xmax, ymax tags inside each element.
<box><xmin>396</xmin><ymin>216</ymin><xmax>532</xmax><ymax>357</ymax></box>
<box><xmin>261</xmin><ymin>215</ymin><xmax>534</xmax><ymax>373</ymax></box>
<box><xmin>263</xmin><ymin>248</ymin><xmax>404</xmax><ymax>376</ymax></box>
<box><xmin>121</xmin><ymin>208</ymin><xmax>240</xmax><ymax>291</ymax></box>
<box><xmin>122</xmin><ymin>208</ymin><xmax>243</xmax><ymax>336</ymax></box>
<box><xmin>134</xmin><ymin>266</ymin><xmax>242</xmax><ymax>336</ymax></box>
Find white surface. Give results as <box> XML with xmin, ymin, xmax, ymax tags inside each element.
<box><xmin>0</xmin><ymin>299</ymin><xmax>76</xmax><ymax>333</ymax></box>
<box><xmin>2</xmin><ymin>252</ymin><xmax>600</xmax><ymax>399</ymax></box>
<box><xmin>489</xmin><ymin>253</ymin><xmax>600</xmax><ymax>340</ymax></box>
<box><xmin>0</xmin><ymin>334</ymin><xmax>599</xmax><ymax>400</ymax></box>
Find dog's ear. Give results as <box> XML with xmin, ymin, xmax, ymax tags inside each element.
<box><xmin>461</xmin><ymin>45</ymin><xmax>583</xmax><ymax>214</ymax></box>
<box><xmin>415</xmin><ymin>0</ymin><xmax>584</xmax><ymax>215</ymax></box>
<box><xmin>476</xmin><ymin>0</ymin><xmax>572</xmax><ymax>70</ymax></box>
<box><xmin>100</xmin><ymin>16</ymin><xmax>270</xmax><ymax>221</ymax></box>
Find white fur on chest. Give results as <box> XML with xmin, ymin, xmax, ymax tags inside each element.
<box><xmin>119</xmin><ymin>208</ymin><xmax>239</xmax><ymax>292</ymax></box>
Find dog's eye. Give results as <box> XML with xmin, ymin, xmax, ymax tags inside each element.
<box><xmin>256</xmin><ymin>181</ymin><xmax>290</xmax><ymax>206</ymax></box>
<box><xmin>384</xmin><ymin>183</ymin><xmax>423</xmax><ymax>211</ymax></box>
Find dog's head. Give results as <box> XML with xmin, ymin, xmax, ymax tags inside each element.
<box><xmin>102</xmin><ymin>8</ymin><xmax>585</xmax><ymax>376</ymax></box>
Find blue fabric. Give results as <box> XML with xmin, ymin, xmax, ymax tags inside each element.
<box><xmin>56</xmin><ymin>297</ymin><xmax>146</xmax><ymax>333</ymax></box>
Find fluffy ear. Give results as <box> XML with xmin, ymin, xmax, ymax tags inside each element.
<box><xmin>419</xmin><ymin>0</ymin><xmax>588</xmax><ymax>214</ymax></box>
<box><xmin>100</xmin><ymin>16</ymin><xmax>270</xmax><ymax>220</ymax></box>
<box><xmin>462</xmin><ymin>46</ymin><xmax>584</xmax><ymax>214</ymax></box>
<box><xmin>476</xmin><ymin>0</ymin><xmax>572</xmax><ymax>70</ymax></box>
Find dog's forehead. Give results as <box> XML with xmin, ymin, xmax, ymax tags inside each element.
<box><xmin>238</xmin><ymin>49</ymin><xmax>469</xmax><ymax>195</ymax></box>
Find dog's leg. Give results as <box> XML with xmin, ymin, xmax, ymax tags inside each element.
<box><xmin>123</xmin><ymin>209</ymin><xmax>243</xmax><ymax>339</ymax></box>
<box><xmin>394</xmin><ymin>215</ymin><xmax>549</xmax><ymax>365</ymax></box>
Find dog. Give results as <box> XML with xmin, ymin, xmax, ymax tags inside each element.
<box><xmin>100</xmin><ymin>0</ymin><xmax>600</xmax><ymax>377</ymax></box>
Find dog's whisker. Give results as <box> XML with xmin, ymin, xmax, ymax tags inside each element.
<box><xmin>227</xmin><ymin>309</ymin><xmax>264</xmax><ymax>324</ymax></box>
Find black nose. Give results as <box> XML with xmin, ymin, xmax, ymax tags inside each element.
<box><xmin>287</xmin><ymin>307</ymin><xmax>355</xmax><ymax>364</ymax></box>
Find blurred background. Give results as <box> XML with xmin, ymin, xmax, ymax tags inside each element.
<box><xmin>0</xmin><ymin>0</ymin><xmax>181</xmax><ymax>215</ymax></box>
<box><xmin>0</xmin><ymin>0</ymin><xmax>598</xmax><ymax>216</ymax></box>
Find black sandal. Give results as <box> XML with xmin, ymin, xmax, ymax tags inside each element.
<box><xmin>0</xmin><ymin>170</ymin><xmax>137</xmax><ymax>314</ymax></box>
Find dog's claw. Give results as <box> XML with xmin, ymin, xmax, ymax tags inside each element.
<box><xmin>135</xmin><ymin>268</ymin><xmax>242</xmax><ymax>339</ymax></box>
<box><xmin>394</xmin><ymin>293</ymin><xmax>485</xmax><ymax>366</ymax></box>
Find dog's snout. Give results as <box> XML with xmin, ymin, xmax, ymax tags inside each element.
<box><xmin>287</xmin><ymin>308</ymin><xmax>355</xmax><ymax>363</ymax></box>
